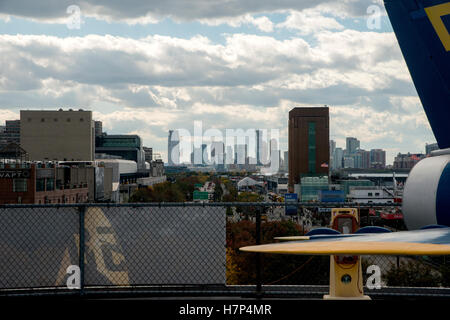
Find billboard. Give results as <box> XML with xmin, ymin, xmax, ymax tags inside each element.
<box><xmin>284</xmin><ymin>193</ymin><xmax>298</xmax><ymax>216</ymax></box>
<box><xmin>319</xmin><ymin>190</ymin><xmax>345</xmax><ymax>203</ymax></box>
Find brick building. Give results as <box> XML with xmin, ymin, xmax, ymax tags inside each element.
<box><xmin>288</xmin><ymin>107</ymin><xmax>330</xmax><ymax>191</ymax></box>
<box><xmin>0</xmin><ymin>162</ymin><xmax>89</xmax><ymax>204</ymax></box>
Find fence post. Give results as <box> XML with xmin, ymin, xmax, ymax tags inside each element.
<box><xmin>255</xmin><ymin>206</ymin><xmax>262</xmax><ymax>297</ymax></box>
<box><xmin>78</xmin><ymin>205</ymin><xmax>86</xmax><ymax>296</ymax></box>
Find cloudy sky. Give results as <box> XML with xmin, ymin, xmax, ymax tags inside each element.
<box><xmin>0</xmin><ymin>0</ymin><xmax>436</xmax><ymax>164</ymax></box>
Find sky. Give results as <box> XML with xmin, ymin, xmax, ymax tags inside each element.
<box><xmin>0</xmin><ymin>0</ymin><xmax>437</xmax><ymax>164</ymax></box>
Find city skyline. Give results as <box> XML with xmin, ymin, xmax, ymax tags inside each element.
<box><xmin>0</xmin><ymin>114</ymin><xmax>436</xmax><ymax>168</ymax></box>
<box><xmin>0</xmin><ymin>1</ymin><xmax>437</xmax><ymax>165</ymax></box>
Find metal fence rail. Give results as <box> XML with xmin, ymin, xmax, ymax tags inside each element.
<box><xmin>0</xmin><ymin>202</ymin><xmax>448</xmax><ymax>299</ymax></box>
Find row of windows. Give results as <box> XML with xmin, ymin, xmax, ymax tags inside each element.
<box><xmin>38</xmin><ymin>194</ymin><xmax>87</xmax><ymax>204</ymax></box>
<box><xmin>27</xmin><ymin>118</ymin><xmax>85</xmax><ymax>122</ymax></box>
<box><xmin>308</xmin><ymin>122</ymin><xmax>316</xmax><ymax>173</ymax></box>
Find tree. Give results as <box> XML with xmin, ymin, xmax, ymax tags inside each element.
<box><xmin>226</xmin><ymin>220</ymin><xmax>330</xmax><ymax>285</ymax></box>
<box><xmin>384</xmin><ymin>260</ymin><xmax>443</xmax><ymax>287</ymax></box>
<box><xmin>129</xmin><ymin>182</ymin><xmax>185</xmax><ymax>202</ymax></box>
<box><xmin>235</xmin><ymin>192</ymin><xmax>264</xmax><ymax>219</ymax></box>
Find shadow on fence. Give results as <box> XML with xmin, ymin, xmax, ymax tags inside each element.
<box><xmin>0</xmin><ymin>202</ymin><xmax>448</xmax><ymax>298</ymax></box>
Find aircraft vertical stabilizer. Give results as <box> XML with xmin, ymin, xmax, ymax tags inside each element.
<box><xmin>384</xmin><ymin>0</ymin><xmax>450</xmax><ymax>148</ymax></box>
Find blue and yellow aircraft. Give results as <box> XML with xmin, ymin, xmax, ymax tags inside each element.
<box><xmin>241</xmin><ymin>0</ymin><xmax>450</xmax><ymax>299</ymax></box>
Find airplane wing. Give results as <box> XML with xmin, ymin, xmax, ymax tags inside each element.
<box><xmin>241</xmin><ymin>227</ymin><xmax>450</xmax><ymax>256</ymax></box>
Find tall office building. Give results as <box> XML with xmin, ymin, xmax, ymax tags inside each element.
<box><xmin>329</xmin><ymin>140</ymin><xmax>336</xmax><ymax>169</ymax></box>
<box><xmin>191</xmin><ymin>144</ymin><xmax>207</xmax><ymax>165</ymax></box>
<box><xmin>234</xmin><ymin>144</ymin><xmax>248</xmax><ymax>165</ymax></box>
<box><xmin>211</xmin><ymin>141</ymin><xmax>225</xmax><ymax>165</ymax></box>
<box><xmin>94</xmin><ymin>121</ymin><xmax>103</xmax><ymax>137</ymax></box>
<box><xmin>20</xmin><ymin>109</ymin><xmax>94</xmax><ymax>161</ymax></box>
<box><xmin>143</xmin><ymin>147</ymin><xmax>153</xmax><ymax>163</ymax></box>
<box><xmin>0</xmin><ymin>120</ymin><xmax>21</xmax><ymax>150</ymax></box>
<box><xmin>370</xmin><ymin>149</ymin><xmax>386</xmax><ymax>168</ymax></box>
<box><xmin>356</xmin><ymin>149</ymin><xmax>371</xmax><ymax>169</ymax></box>
<box><xmin>288</xmin><ymin>107</ymin><xmax>329</xmax><ymax>190</ymax></box>
<box><xmin>333</xmin><ymin>147</ymin><xmax>344</xmax><ymax>170</ymax></box>
<box><xmin>168</xmin><ymin>130</ymin><xmax>180</xmax><ymax>166</ymax></box>
<box><xmin>201</xmin><ymin>143</ymin><xmax>208</xmax><ymax>165</ymax></box>
<box><xmin>283</xmin><ymin>151</ymin><xmax>289</xmax><ymax>172</ymax></box>
<box><xmin>346</xmin><ymin>137</ymin><xmax>360</xmax><ymax>155</ymax></box>
<box><xmin>270</xmin><ymin>138</ymin><xmax>281</xmax><ymax>172</ymax></box>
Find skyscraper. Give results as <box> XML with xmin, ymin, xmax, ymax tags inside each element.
<box><xmin>333</xmin><ymin>147</ymin><xmax>344</xmax><ymax>170</ymax></box>
<box><xmin>329</xmin><ymin>140</ymin><xmax>336</xmax><ymax>169</ymax></box>
<box><xmin>370</xmin><ymin>149</ymin><xmax>386</xmax><ymax>168</ymax></box>
<box><xmin>168</xmin><ymin>130</ymin><xmax>179</xmax><ymax>166</ymax></box>
<box><xmin>256</xmin><ymin>129</ymin><xmax>262</xmax><ymax>165</ymax></box>
<box><xmin>346</xmin><ymin>137</ymin><xmax>360</xmax><ymax>155</ymax></box>
<box><xmin>288</xmin><ymin>107</ymin><xmax>329</xmax><ymax>190</ymax></box>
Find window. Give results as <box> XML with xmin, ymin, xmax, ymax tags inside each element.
<box><xmin>375</xmin><ymin>192</ymin><xmax>380</xmax><ymax>196</ymax></box>
<box><xmin>46</xmin><ymin>179</ymin><xmax>54</xmax><ymax>191</ymax></box>
<box><xmin>36</xmin><ymin>178</ymin><xmax>45</xmax><ymax>192</ymax></box>
<box><xmin>13</xmin><ymin>179</ymin><xmax>27</xmax><ymax>192</ymax></box>
<box><xmin>308</xmin><ymin>122</ymin><xmax>316</xmax><ymax>173</ymax></box>
<box><xmin>368</xmin><ymin>192</ymin><xmax>373</xmax><ymax>196</ymax></box>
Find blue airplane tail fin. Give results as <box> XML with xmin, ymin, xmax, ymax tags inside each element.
<box><xmin>384</xmin><ymin>0</ymin><xmax>450</xmax><ymax>148</ymax></box>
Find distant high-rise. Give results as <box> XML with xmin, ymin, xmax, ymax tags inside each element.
<box><xmin>256</xmin><ymin>129</ymin><xmax>261</xmax><ymax>165</ymax></box>
<box><xmin>211</xmin><ymin>141</ymin><xmax>225</xmax><ymax>165</ymax></box>
<box><xmin>370</xmin><ymin>149</ymin><xmax>386</xmax><ymax>168</ymax></box>
<box><xmin>283</xmin><ymin>151</ymin><xmax>289</xmax><ymax>172</ymax></box>
<box><xmin>346</xmin><ymin>137</ymin><xmax>360</xmax><ymax>155</ymax></box>
<box><xmin>201</xmin><ymin>143</ymin><xmax>208</xmax><ymax>165</ymax></box>
<box><xmin>168</xmin><ymin>130</ymin><xmax>180</xmax><ymax>165</ymax></box>
<box><xmin>234</xmin><ymin>144</ymin><xmax>247</xmax><ymax>165</ymax></box>
<box><xmin>288</xmin><ymin>107</ymin><xmax>329</xmax><ymax>190</ymax></box>
<box><xmin>333</xmin><ymin>147</ymin><xmax>344</xmax><ymax>170</ymax></box>
<box><xmin>143</xmin><ymin>146</ymin><xmax>153</xmax><ymax>163</ymax></box>
<box><xmin>0</xmin><ymin>120</ymin><xmax>20</xmax><ymax>149</ymax></box>
<box><xmin>329</xmin><ymin>140</ymin><xmax>336</xmax><ymax>169</ymax></box>
<box><xmin>356</xmin><ymin>149</ymin><xmax>371</xmax><ymax>169</ymax></box>
<box><xmin>94</xmin><ymin>121</ymin><xmax>103</xmax><ymax>137</ymax></box>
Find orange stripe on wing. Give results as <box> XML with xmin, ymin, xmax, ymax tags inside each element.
<box><xmin>240</xmin><ymin>241</ymin><xmax>450</xmax><ymax>256</ymax></box>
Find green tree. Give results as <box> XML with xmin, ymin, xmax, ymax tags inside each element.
<box><xmin>226</xmin><ymin>220</ymin><xmax>329</xmax><ymax>285</ymax></box>
<box><xmin>129</xmin><ymin>182</ymin><xmax>185</xmax><ymax>202</ymax></box>
<box><xmin>235</xmin><ymin>192</ymin><xmax>264</xmax><ymax>219</ymax></box>
<box><xmin>384</xmin><ymin>260</ymin><xmax>442</xmax><ymax>287</ymax></box>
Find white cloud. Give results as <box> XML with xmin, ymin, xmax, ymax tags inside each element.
<box><xmin>0</xmin><ymin>0</ymin><xmax>379</xmax><ymax>23</ymax></box>
<box><xmin>200</xmin><ymin>14</ymin><xmax>274</xmax><ymax>32</ymax></box>
<box><xmin>277</xmin><ymin>9</ymin><xmax>344</xmax><ymax>35</ymax></box>
<box><xmin>0</xmin><ymin>24</ymin><xmax>434</xmax><ymax>164</ymax></box>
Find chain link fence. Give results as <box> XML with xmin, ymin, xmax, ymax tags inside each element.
<box><xmin>0</xmin><ymin>203</ymin><xmax>449</xmax><ymax>298</ymax></box>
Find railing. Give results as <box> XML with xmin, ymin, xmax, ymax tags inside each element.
<box><xmin>0</xmin><ymin>202</ymin><xmax>448</xmax><ymax>299</ymax></box>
